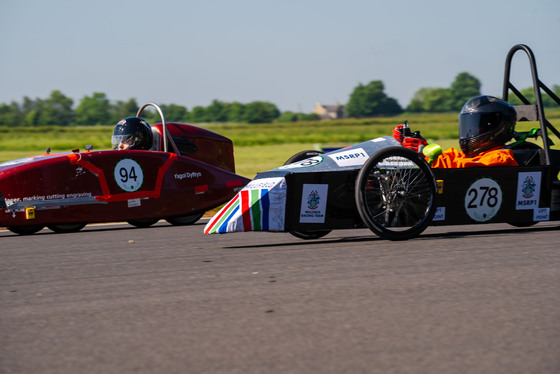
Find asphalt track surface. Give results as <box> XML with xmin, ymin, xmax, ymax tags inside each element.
<box><xmin>1</xmin><ymin>220</ymin><xmax>559</xmax><ymax>374</ymax></box>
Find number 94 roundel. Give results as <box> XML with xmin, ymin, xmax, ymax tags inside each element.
<box><xmin>114</xmin><ymin>158</ymin><xmax>144</xmax><ymax>192</ymax></box>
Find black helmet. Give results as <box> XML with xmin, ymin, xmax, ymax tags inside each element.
<box><xmin>112</xmin><ymin>117</ymin><xmax>153</xmax><ymax>150</ymax></box>
<box><xmin>459</xmin><ymin>95</ymin><xmax>516</xmax><ymax>157</ymax></box>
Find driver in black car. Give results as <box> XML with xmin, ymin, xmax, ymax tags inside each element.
<box><xmin>393</xmin><ymin>95</ymin><xmax>519</xmax><ymax>167</ymax></box>
<box><xmin>111</xmin><ymin>117</ymin><xmax>153</xmax><ymax>150</ymax></box>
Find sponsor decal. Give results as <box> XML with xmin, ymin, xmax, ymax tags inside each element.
<box><xmin>244</xmin><ymin>178</ymin><xmax>285</xmax><ymax>190</ymax></box>
<box><xmin>432</xmin><ymin>207</ymin><xmax>446</xmax><ymax>221</ymax></box>
<box><xmin>5</xmin><ymin>192</ymin><xmax>92</xmax><ymax>207</ymax></box>
<box><xmin>328</xmin><ymin>148</ymin><xmax>368</xmax><ymax>167</ymax></box>
<box><xmin>204</xmin><ymin>177</ymin><xmax>286</xmax><ymax>234</ymax></box>
<box><xmin>278</xmin><ymin>156</ymin><xmax>323</xmax><ymax>169</ymax></box>
<box><xmin>114</xmin><ymin>158</ymin><xmax>144</xmax><ymax>192</ymax></box>
<box><xmin>464</xmin><ymin>178</ymin><xmax>502</xmax><ymax>222</ymax></box>
<box><xmin>127</xmin><ymin>198</ymin><xmax>141</xmax><ymax>208</ymax></box>
<box><xmin>55</xmin><ymin>192</ymin><xmax>92</xmax><ymax>198</ymax></box>
<box><xmin>299</xmin><ymin>184</ymin><xmax>328</xmax><ymax>223</ymax></box>
<box><xmin>533</xmin><ymin>207</ymin><xmax>549</xmax><ymax>221</ymax></box>
<box><xmin>174</xmin><ymin>172</ymin><xmax>202</xmax><ymax>180</ymax></box>
<box><xmin>377</xmin><ymin>156</ymin><xmax>418</xmax><ymax>169</ymax></box>
<box><xmin>516</xmin><ymin>172</ymin><xmax>541</xmax><ymax>210</ymax></box>
<box><xmin>74</xmin><ymin>166</ymin><xmax>88</xmax><ymax>177</ymax></box>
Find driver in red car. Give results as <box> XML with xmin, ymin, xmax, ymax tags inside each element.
<box><xmin>393</xmin><ymin>95</ymin><xmax>519</xmax><ymax>167</ymax></box>
<box><xmin>112</xmin><ymin>117</ymin><xmax>153</xmax><ymax>150</ymax></box>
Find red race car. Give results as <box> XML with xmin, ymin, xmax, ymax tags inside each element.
<box><xmin>0</xmin><ymin>103</ymin><xmax>250</xmax><ymax>235</ymax></box>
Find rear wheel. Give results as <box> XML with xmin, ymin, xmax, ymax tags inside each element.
<box><xmin>512</xmin><ymin>141</ymin><xmax>542</xmax><ymax>150</ymax></box>
<box><xmin>284</xmin><ymin>150</ymin><xmax>332</xmax><ymax>240</ymax></box>
<box><xmin>508</xmin><ymin>221</ymin><xmax>537</xmax><ymax>228</ymax></box>
<box><xmin>165</xmin><ymin>213</ymin><xmax>204</xmax><ymax>226</ymax></box>
<box><xmin>127</xmin><ymin>219</ymin><xmax>159</xmax><ymax>228</ymax></box>
<box><xmin>508</xmin><ymin>142</ymin><xmax>544</xmax><ymax>227</ymax></box>
<box><xmin>7</xmin><ymin>225</ymin><xmax>44</xmax><ymax>235</ymax></box>
<box><xmin>47</xmin><ymin>223</ymin><xmax>86</xmax><ymax>233</ymax></box>
<box><xmin>355</xmin><ymin>147</ymin><xmax>437</xmax><ymax>241</ymax></box>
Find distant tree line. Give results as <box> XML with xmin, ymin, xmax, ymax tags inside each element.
<box><xmin>406</xmin><ymin>72</ymin><xmax>482</xmax><ymax>113</ymax></box>
<box><xmin>1</xmin><ymin>72</ymin><xmax>558</xmax><ymax>126</ymax></box>
<box><xmin>0</xmin><ymin>91</ymin><xmax>285</xmax><ymax>127</ymax></box>
<box><xmin>345</xmin><ymin>72</ymin><xmax>560</xmax><ymax>117</ymax></box>
<box><xmin>344</xmin><ymin>73</ymin><xmax>485</xmax><ymax>117</ymax></box>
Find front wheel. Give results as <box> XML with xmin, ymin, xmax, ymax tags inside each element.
<box><xmin>128</xmin><ymin>219</ymin><xmax>160</xmax><ymax>228</ymax></box>
<box><xmin>165</xmin><ymin>213</ymin><xmax>204</xmax><ymax>226</ymax></box>
<box><xmin>8</xmin><ymin>225</ymin><xmax>44</xmax><ymax>235</ymax></box>
<box><xmin>284</xmin><ymin>150</ymin><xmax>332</xmax><ymax>240</ymax></box>
<box><xmin>355</xmin><ymin>147</ymin><xmax>437</xmax><ymax>241</ymax></box>
<box><xmin>47</xmin><ymin>223</ymin><xmax>86</xmax><ymax>233</ymax></box>
<box><xmin>289</xmin><ymin>230</ymin><xmax>331</xmax><ymax>240</ymax></box>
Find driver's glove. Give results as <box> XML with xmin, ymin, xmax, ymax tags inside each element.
<box><xmin>402</xmin><ymin>136</ymin><xmax>428</xmax><ymax>153</ymax></box>
<box><xmin>392</xmin><ymin>124</ymin><xmax>405</xmax><ymax>143</ymax></box>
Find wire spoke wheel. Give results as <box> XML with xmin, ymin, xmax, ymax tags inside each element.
<box><xmin>355</xmin><ymin>147</ymin><xmax>437</xmax><ymax>241</ymax></box>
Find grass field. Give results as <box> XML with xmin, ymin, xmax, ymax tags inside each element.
<box><xmin>1</xmin><ymin>109</ymin><xmax>559</xmax><ymax>179</ymax></box>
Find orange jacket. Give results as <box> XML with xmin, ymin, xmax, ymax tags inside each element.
<box><xmin>430</xmin><ymin>147</ymin><xmax>518</xmax><ymax>168</ymax></box>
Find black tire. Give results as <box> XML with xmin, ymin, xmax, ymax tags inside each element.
<box><xmin>289</xmin><ymin>230</ymin><xmax>331</xmax><ymax>240</ymax></box>
<box><xmin>508</xmin><ymin>140</ymin><xmax>545</xmax><ymax>228</ymax></box>
<box><xmin>7</xmin><ymin>225</ymin><xmax>44</xmax><ymax>235</ymax></box>
<box><xmin>512</xmin><ymin>141</ymin><xmax>542</xmax><ymax>150</ymax></box>
<box><xmin>355</xmin><ymin>147</ymin><xmax>437</xmax><ymax>241</ymax></box>
<box><xmin>165</xmin><ymin>213</ymin><xmax>204</xmax><ymax>226</ymax></box>
<box><xmin>284</xmin><ymin>150</ymin><xmax>324</xmax><ymax>165</ymax></box>
<box><xmin>127</xmin><ymin>219</ymin><xmax>160</xmax><ymax>228</ymax></box>
<box><xmin>284</xmin><ymin>150</ymin><xmax>332</xmax><ymax>240</ymax></box>
<box><xmin>47</xmin><ymin>223</ymin><xmax>86</xmax><ymax>233</ymax></box>
<box><xmin>508</xmin><ymin>221</ymin><xmax>537</xmax><ymax>228</ymax></box>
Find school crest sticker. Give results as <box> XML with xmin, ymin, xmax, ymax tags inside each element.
<box><xmin>516</xmin><ymin>172</ymin><xmax>541</xmax><ymax>210</ymax></box>
<box><xmin>299</xmin><ymin>184</ymin><xmax>328</xmax><ymax>223</ymax></box>
<box><xmin>307</xmin><ymin>190</ymin><xmax>321</xmax><ymax>210</ymax></box>
<box><xmin>521</xmin><ymin>176</ymin><xmax>536</xmax><ymax>198</ymax></box>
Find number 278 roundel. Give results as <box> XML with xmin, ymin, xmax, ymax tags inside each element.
<box><xmin>464</xmin><ymin>178</ymin><xmax>502</xmax><ymax>222</ymax></box>
<box><xmin>114</xmin><ymin>158</ymin><xmax>144</xmax><ymax>192</ymax></box>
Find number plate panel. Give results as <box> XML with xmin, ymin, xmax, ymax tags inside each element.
<box><xmin>431</xmin><ymin>166</ymin><xmax>552</xmax><ymax>225</ymax></box>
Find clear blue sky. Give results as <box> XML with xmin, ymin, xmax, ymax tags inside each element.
<box><xmin>1</xmin><ymin>0</ymin><xmax>559</xmax><ymax>113</ymax></box>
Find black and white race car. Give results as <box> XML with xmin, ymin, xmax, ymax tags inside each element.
<box><xmin>205</xmin><ymin>44</ymin><xmax>560</xmax><ymax>240</ymax></box>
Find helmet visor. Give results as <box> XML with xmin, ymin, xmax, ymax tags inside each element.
<box><xmin>112</xmin><ymin>134</ymin><xmax>135</xmax><ymax>149</ymax></box>
<box><xmin>459</xmin><ymin>113</ymin><xmax>497</xmax><ymax>139</ymax></box>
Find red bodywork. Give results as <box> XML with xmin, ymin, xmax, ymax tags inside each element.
<box><xmin>0</xmin><ymin>122</ymin><xmax>250</xmax><ymax>231</ymax></box>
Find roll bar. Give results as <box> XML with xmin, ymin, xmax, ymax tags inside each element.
<box><xmin>136</xmin><ymin>102</ymin><xmax>180</xmax><ymax>154</ymax></box>
<box><xmin>502</xmin><ymin>44</ymin><xmax>560</xmax><ymax>165</ymax></box>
